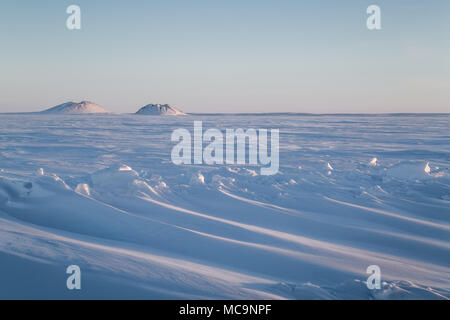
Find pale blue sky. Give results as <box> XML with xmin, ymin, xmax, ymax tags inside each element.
<box><xmin>0</xmin><ymin>0</ymin><xmax>449</xmax><ymax>113</ymax></box>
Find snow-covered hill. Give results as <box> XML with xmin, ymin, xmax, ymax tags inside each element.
<box><xmin>136</xmin><ymin>104</ymin><xmax>186</xmax><ymax>115</ymax></box>
<box><xmin>41</xmin><ymin>101</ymin><xmax>111</xmax><ymax>114</ymax></box>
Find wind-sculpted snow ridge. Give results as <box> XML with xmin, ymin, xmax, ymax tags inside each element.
<box><xmin>41</xmin><ymin>101</ymin><xmax>111</xmax><ymax>114</ymax></box>
<box><xmin>136</xmin><ymin>104</ymin><xmax>186</xmax><ymax>115</ymax></box>
<box><xmin>0</xmin><ymin>114</ymin><xmax>449</xmax><ymax>299</ymax></box>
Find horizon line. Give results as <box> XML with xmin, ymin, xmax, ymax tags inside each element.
<box><xmin>1</xmin><ymin>111</ymin><xmax>449</xmax><ymax>116</ymax></box>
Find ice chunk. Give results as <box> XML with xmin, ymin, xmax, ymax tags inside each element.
<box><xmin>386</xmin><ymin>161</ymin><xmax>432</xmax><ymax>180</ymax></box>
<box><xmin>75</xmin><ymin>183</ymin><xmax>91</xmax><ymax>196</ymax></box>
<box><xmin>190</xmin><ymin>172</ymin><xmax>205</xmax><ymax>185</ymax></box>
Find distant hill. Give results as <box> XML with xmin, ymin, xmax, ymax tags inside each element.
<box><xmin>41</xmin><ymin>101</ymin><xmax>111</xmax><ymax>114</ymax></box>
<box><xmin>136</xmin><ymin>104</ymin><xmax>186</xmax><ymax>115</ymax></box>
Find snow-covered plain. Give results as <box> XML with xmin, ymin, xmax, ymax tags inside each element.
<box><xmin>0</xmin><ymin>113</ymin><xmax>449</xmax><ymax>299</ymax></box>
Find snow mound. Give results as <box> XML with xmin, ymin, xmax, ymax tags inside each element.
<box><xmin>89</xmin><ymin>164</ymin><xmax>155</xmax><ymax>196</ymax></box>
<box><xmin>91</xmin><ymin>164</ymin><xmax>139</xmax><ymax>190</ymax></box>
<box><xmin>136</xmin><ymin>104</ymin><xmax>186</xmax><ymax>115</ymax></box>
<box><xmin>41</xmin><ymin>101</ymin><xmax>111</xmax><ymax>114</ymax></box>
<box><xmin>210</xmin><ymin>174</ymin><xmax>235</xmax><ymax>188</ymax></box>
<box><xmin>386</xmin><ymin>161</ymin><xmax>432</xmax><ymax>180</ymax></box>
<box><xmin>0</xmin><ymin>172</ymin><xmax>70</xmax><ymax>201</ymax></box>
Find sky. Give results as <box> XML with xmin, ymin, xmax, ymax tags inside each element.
<box><xmin>0</xmin><ymin>0</ymin><xmax>449</xmax><ymax>113</ymax></box>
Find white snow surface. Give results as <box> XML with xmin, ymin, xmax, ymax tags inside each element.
<box><xmin>41</xmin><ymin>101</ymin><xmax>111</xmax><ymax>114</ymax></box>
<box><xmin>136</xmin><ymin>104</ymin><xmax>186</xmax><ymax>115</ymax></box>
<box><xmin>0</xmin><ymin>113</ymin><xmax>449</xmax><ymax>299</ymax></box>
